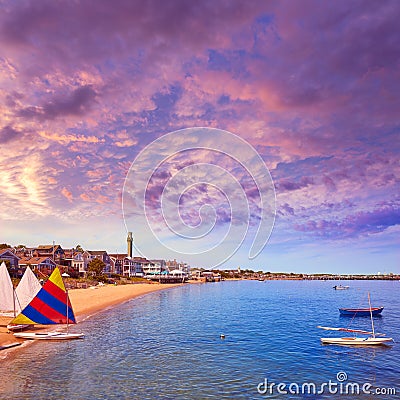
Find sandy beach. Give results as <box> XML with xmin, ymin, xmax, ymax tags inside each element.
<box><xmin>0</xmin><ymin>282</ymin><xmax>182</xmax><ymax>350</ymax></box>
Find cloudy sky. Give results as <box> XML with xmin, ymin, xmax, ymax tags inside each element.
<box><xmin>1</xmin><ymin>0</ymin><xmax>399</xmax><ymax>274</ymax></box>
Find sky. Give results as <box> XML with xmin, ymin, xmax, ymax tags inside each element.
<box><xmin>0</xmin><ymin>0</ymin><xmax>399</xmax><ymax>274</ymax></box>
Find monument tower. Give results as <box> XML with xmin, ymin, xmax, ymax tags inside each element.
<box><xmin>127</xmin><ymin>232</ymin><xmax>133</xmax><ymax>258</ymax></box>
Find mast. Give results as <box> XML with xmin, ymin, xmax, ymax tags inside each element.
<box><xmin>368</xmin><ymin>292</ymin><xmax>375</xmax><ymax>338</ymax></box>
<box><xmin>13</xmin><ymin>284</ymin><xmax>16</xmax><ymax>318</ymax></box>
<box><xmin>66</xmin><ymin>287</ymin><xmax>69</xmax><ymax>334</ymax></box>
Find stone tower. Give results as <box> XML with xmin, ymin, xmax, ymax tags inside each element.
<box><xmin>127</xmin><ymin>232</ymin><xmax>133</xmax><ymax>258</ymax></box>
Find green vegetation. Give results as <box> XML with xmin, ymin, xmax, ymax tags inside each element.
<box><xmin>87</xmin><ymin>258</ymin><xmax>106</xmax><ymax>279</ymax></box>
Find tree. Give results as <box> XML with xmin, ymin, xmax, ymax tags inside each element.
<box><xmin>87</xmin><ymin>258</ymin><xmax>105</xmax><ymax>278</ymax></box>
<box><xmin>75</xmin><ymin>244</ymin><xmax>84</xmax><ymax>253</ymax></box>
<box><xmin>0</xmin><ymin>243</ymin><xmax>11</xmax><ymax>250</ymax></box>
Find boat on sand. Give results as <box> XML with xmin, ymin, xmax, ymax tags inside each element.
<box><xmin>10</xmin><ymin>267</ymin><xmax>84</xmax><ymax>340</ymax></box>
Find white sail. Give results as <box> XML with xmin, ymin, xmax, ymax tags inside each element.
<box><xmin>15</xmin><ymin>266</ymin><xmax>42</xmax><ymax>312</ymax></box>
<box><xmin>0</xmin><ymin>262</ymin><xmax>15</xmax><ymax>315</ymax></box>
<box><xmin>317</xmin><ymin>326</ymin><xmax>386</xmax><ymax>336</ymax></box>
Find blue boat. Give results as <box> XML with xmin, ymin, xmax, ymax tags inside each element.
<box><xmin>339</xmin><ymin>307</ymin><xmax>384</xmax><ymax>316</ymax></box>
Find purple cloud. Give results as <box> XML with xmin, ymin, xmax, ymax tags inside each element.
<box><xmin>0</xmin><ymin>125</ymin><xmax>21</xmax><ymax>143</ymax></box>
<box><xmin>276</xmin><ymin>176</ymin><xmax>314</xmax><ymax>192</ymax></box>
<box><xmin>294</xmin><ymin>202</ymin><xmax>400</xmax><ymax>239</ymax></box>
<box><xmin>17</xmin><ymin>85</ymin><xmax>97</xmax><ymax>120</ymax></box>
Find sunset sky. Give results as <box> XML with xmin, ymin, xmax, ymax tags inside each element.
<box><xmin>0</xmin><ymin>0</ymin><xmax>399</xmax><ymax>274</ymax></box>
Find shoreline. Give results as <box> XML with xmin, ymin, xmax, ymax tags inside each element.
<box><xmin>0</xmin><ymin>282</ymin><xmax>183</xmax><ymax>354</ymax></box>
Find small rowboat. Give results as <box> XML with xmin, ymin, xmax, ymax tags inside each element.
<box><xmin>339</xmin><ymin>307</ymin><xmax>383</xmax><ymax>316</ymax></box>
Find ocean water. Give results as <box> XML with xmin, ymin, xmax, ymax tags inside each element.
<box><xmin>0</xmin><ymin>280</ymin><xmax>399</xmax><ymax>399</ymax></box>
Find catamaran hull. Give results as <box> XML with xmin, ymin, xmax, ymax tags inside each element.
<box><xmin>321</xmin><ymin>337</ymin><xmax>393</xmax><ymax>346</ymax></box>
<box><xmin>7</xmin><ymin>324</ymin><xmax>31</xmax><ymax>332</ymax></box>
<box><xmin>14</xmin><ymin>332</ymin><xmax>85</xmax><ymax>340</ymax></box>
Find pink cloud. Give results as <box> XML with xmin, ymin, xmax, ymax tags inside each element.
<box><xmin>61</xmin><ymin>187</ymin><xmax>73</xmax><ymax>202</ymax></box>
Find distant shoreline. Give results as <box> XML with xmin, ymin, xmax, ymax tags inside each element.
<box><xmin>221</xmin><ymin>275</ymin><xmax>400</xmax><ymax>281</ymax></box>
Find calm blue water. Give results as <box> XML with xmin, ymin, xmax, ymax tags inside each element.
<box><xmin>0</xmin><ymin>280</ymin><xmax>399</xmax><ymax>399</ymax></box>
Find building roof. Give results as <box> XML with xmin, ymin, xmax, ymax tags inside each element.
<box><xmin>133</xmin><ymin>256</ymin><xmax>150</xmax><ymax>264</ymax></box>
<box><xmin>0</xmin><ymin>248</ymin><xmax>19</xmax><ymax>258</ymax></box>
<box><xmin>87</xmin><ymin>250</ymin><xmax>108</xmax><ymax>255</ymax></box>
<box><xmin>109</xmin><ymin>253</ymin><xmax>129</xmax><ymax>260</ymax></box>
<box><xmin>19</xmin><ymin>256</ymin><xmax>56</xmax><ymax>265</ymax></box>
<box><xmin>36</xmin><ymin>245</ymin><xmax>62</xmax><ymax>250</ymax></box>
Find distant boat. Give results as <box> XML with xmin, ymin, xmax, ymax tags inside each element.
<box><xmin>339</xmin><ymin>307</ymin><xmax>383</xmax><ymax>316</ymax></box>
<box><xmin>11</xmin><ymin>267</ymin><xmax>84</xmax><ymax>340</ymax></box>
<box><xmin>333</xmin><ymin>285</ymin><xmax>349</xmax><ymax>290</ymax></box>
<box><xmin>333</xmin><ymin>275</ymin><xmax>349</xmax><ymax>290</ymax></box>
<box><xmin>318</xmin><ymin>293</ymin><xmax>393</xmax><ymax>346</ymax></box>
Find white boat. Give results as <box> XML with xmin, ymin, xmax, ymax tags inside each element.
<box><xmin>320</xmin><ymin>337</ymin><xmax>393</xmax><ymax>345</ymax></box>
<box><xmin>10</xmin><ymin>267</ymin><xmax>84</xmax><ymax>341</ymax></box>
<box><xmin>333</xmin><ymin>275</ymin><xmax>349</xmax><ymax>290</ymax></box>
<box><xmin>319</xmin><ymin>293</ymin><xmax>394</xmax><ymax>346</ymax></box>
<box><xmin>333</xmin><ymin>285</ymin><xmax>349</xmax><ymax>290</ymax></box>
<box><xmin>14</xmin><ymin>332</ymin><xmax>84</xmax><ymax>340</ymax></box>
<box><xmin>6</xmin><ymin>324</ymin><xmax>31</xmax><ymax>332</ymax></box>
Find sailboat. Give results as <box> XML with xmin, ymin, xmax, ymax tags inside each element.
<box><xmin>11</xmin><ymin>267</ymin><xmax>84</xmax><ymax>340</ymax></box>
<box><xmin>7</xmin><ymin>266</ymin><xmax>42</xmax><ymax>331</ymax></box>
<box><xmin>318</xmin><ymin>293</ymin><xmax>393</xmax><ymax>346</ymax></box>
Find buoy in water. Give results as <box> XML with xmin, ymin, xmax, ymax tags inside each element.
<box><xmin>220</xmin><ymin>334</ymin><xmax>225</xmax><ymax>339</ymax></box>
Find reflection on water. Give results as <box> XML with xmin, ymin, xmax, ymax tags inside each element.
<box><xmin>0</xmin><ymin>280</ymin><xmax>398</xmax><ymax>399</ymax></box>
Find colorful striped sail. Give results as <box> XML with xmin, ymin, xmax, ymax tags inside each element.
<box><xmin>10</xmin><ymin>267</ymin><xmax>76</xmax><ymax>325</ymax></box>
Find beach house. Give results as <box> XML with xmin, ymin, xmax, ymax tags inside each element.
<box><xmin>166</xmin><ymin>259</ymin><xmax>190</xmax><ymax>276</ymax></box>
<box><xmin>34</xmin><ymin>244</ymin><xmax>65</xmax><ymax>263</ymax></box>
<box><xmin>0</xmin><ymin>248</ymin><xmax>19</xmax><ymax>267</ymax></box>
<box><xmin>83</xmin><ymin>250</ymin><xmax>111</xmax><ymax>276</ymax></box>
<box><xmin>18</xmin><ymin>256</ymin><xmax>57</xmax><ymax>276</ymax></box>
<box><xmin>109</xmin><ymin>254</ymin><xmax>144</xmax><ymax>277</ymax></box>
<box><xmin>62</xmin><ymin>249</ymin><xmax>85</xmax><ymax>277</ymax></box>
